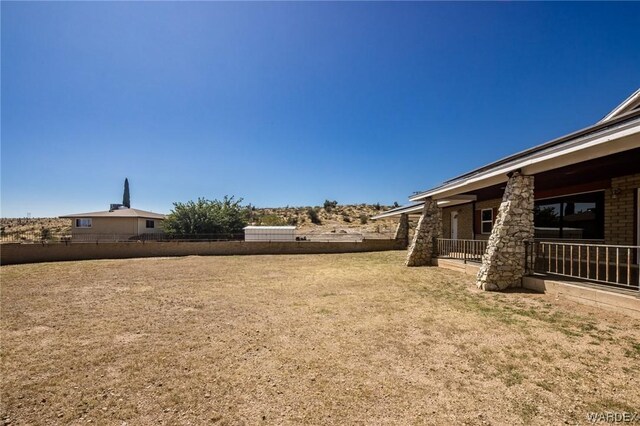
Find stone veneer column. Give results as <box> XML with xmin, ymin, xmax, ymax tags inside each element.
<box><xmin>477</xmin><ymin>171</ymin><xmax>534</xmax><ymax>291</ymax></box>
<box><xmin>394</xmin><ymin>213</ymin><xmax>409</xmax><ymax>248</ymax></box>
<box><xmin>406</xmin><ymin>198</ymin><xmax>442</xmax><ymax>266</ymax></box>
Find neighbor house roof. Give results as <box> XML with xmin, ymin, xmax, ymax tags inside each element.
<box><xmin>409</xmin><ymin>90</ymin><xmax>640</xmax><ymax>202</ymax></box>
<box><xmin>60</xmin><ymin>208</ymin><xmax>166</xmax><ymax>220</ymax></box>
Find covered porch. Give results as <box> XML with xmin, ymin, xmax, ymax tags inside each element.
<box><xmin>434</xmin><ymin>237</ymin><xmax>639</xmax><ymax>291</ymax></box>
<box><xmin>374</xmin><ymin>115</ymin><xmax>640</xmax><ymax>303</ymax></box>
<box><xmin>428</xmin><ymin>146</ymin><xmax>640</xmax><ymax>293</ymax></box>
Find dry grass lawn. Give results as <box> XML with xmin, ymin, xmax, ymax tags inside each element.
<box><xmin>1</xmin><ymin>251</ymin><xmax>639</xmax><ymax>425</ymax></box>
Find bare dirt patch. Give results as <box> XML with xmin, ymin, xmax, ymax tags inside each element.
<box><xmin>1</xmin><ymin>252</ymin><xmax>639</xmax><ymax>425</ymax></box>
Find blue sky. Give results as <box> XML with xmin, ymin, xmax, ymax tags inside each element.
<box><xmin>2</xmin><ymin>2</ymin><xmax>639</xmax><ymax>217</ymax></box>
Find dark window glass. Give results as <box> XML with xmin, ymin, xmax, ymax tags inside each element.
<box><xmin>534</xmin><ymin>203</ymin><xmax>561</xmax><ymax>239</ymax></box>
<box><xmin>75</xmin><ymin>218</ymin><xmax>92</xmax><ymax>228</ymax></box>
<box><xmin>481</xmin><ymin>221</ymin><xmax>492</xmax><ymax>234</ymax></box>
<box><xmin>534</xmin><ymin>192</ymin><xmax>604</xmax><ymax>240</ymax></box>
<box><xmin>481</xmin><ymin>209</ymin><xmax>493</xmax><ymax>234</ymax></box>
<box><xmin>146</xmin><ymin>220</ymin><xmax>155</xmax><ymax>229</ymax></box>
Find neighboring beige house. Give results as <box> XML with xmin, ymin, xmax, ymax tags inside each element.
<box><xmin>60</xmin><ymin>206</ymin><xmax>165</xmax><ymax>240</ymax></box>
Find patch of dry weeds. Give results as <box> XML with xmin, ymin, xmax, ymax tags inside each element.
<box><xmin>1</xmin><ymin>251</ymin><xmax>638</xmax><ymax>425</ymax></box>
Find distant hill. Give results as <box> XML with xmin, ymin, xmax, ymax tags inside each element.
<box><xmin>1</xmin><ymin>217</ymin><xmax>70</xmax><ymax>236</ymax></box>
<box><xmin>249</xmin><ymin>204</ymin><xmax>397</xmax><ymax>236</ymax></box>
<box><xmin>0</xmin><ymin>204</ymin><xmax>398</xmax><ymax>237</ymax></box>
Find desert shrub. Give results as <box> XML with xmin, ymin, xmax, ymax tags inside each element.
<box><xmin>258</xmin><ymin>214</ymin><xmax>287</xmax><ymax>226</ymax></box>
<box><xmin>374</xmin><ymin>203</ymin><xmax>381</xmax><ymax>211</ymax></box>
<box><xmin>40</xmin><ymin>227</ymin><xmax>51</xmax><ymax>241</ymax></box>
<box><xmin>323</xmin><ymin>200</ymin><xmax>338</xmax><ymax>212</ymax></box>
<box><xmin>287</xmin><ymin>216</ymin><xmax>298</xmax><ymax>226</ymax></box>
<box><xmin>164</xmin><ymin>196</ymin><xmax>248</xmax><ymax>235</ymax></box>
<box><xmin>307</xmin><ymin>208</ymin><xmax>321</xmax><ymax>225</ymax></box>
<box><xmin>393</xmin><ymin>201</ymin><xmax>400</xmax><ymax>208</ymax></box>
<box><xmin>342</xmin><ymin>214</ymin><xmax>351</xmax><ymax>223</ymax></box>
<box><xmin>359</xmin><ymin>214</ymin><xmax>368</xmax><ymax>224</ymax></box>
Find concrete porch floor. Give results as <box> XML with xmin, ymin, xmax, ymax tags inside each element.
<box><xmin>432</xmin><ymin>257</ymin><xmax>482</xmax><ymax>276</ymax></box>
<box><xmin>432</xmin><ymin>257</ymin><xmax>640</xmax><ymax>319</ymax></box>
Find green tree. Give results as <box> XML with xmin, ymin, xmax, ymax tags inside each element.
<box><xmin>163</xmin><ymin>196</ymin><xmax>248</xmax><ymax>235</ymax></box>
<box><xmin>123</xmin><ymin>178</ymin><xmax>131</xmax><ymax>208</ymax></box>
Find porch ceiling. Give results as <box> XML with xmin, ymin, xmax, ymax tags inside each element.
<box><xmin>462</xmin><ymin>147</ymin><xmax>640</xmax><ymax>202</ymax></box>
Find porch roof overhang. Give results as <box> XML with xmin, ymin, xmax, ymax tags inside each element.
<box><xmin>410</xmin><ymin>111</ymin><xmax>640</xmax><ymax>202</ymax></box>
<box><xmin>371</xmin><ymin>203</ymin><xmax>424</xmax><ymax>219</ymax></box>
<box><xmin>372</xmin><ymin>195</ymin><xmax>477</xmax><ymax>220</ymax></box>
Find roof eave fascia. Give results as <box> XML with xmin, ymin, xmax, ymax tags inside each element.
<box><xmin>59</xmin><ymin>214</ymin><xmax>166</xmax><ymax>219</ymax></box>
<box><xmin>372</xmin><ymin>197</ymin><xmax>476</xmax><ymax>219</ymax></box>
<box><xmin>409</xmin><ymin>117</ymin><xmax>640</xmax><ymax>202</ymax></box>
<box><xmin>371</xmin><ymin>204</ymin><xmax>425</xmax><ymax>220</ymax></box>
<box><xmin>599</xmin><ymin>88</ymin><xmax>640</xmax><ymax>124</ymax></box>
<box><xmin>424</xmin><ymin>109</ymin><xmax>640</xmax><ymax>192</ymax></box>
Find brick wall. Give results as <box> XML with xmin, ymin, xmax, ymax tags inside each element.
<box><xmin>474</xmin><ymin>198</ymin><xmax>501</xmax><ymax>240</ymax></box>
<box><xmin>0</xmin><ymin>239</ymin><xmax>405</xmax><ymax>266</ymax></box>
<box><xmin>441</xmin><ymin>204</ymin><xmax>474</xmax><ymax>239</ymax></box>
<box><xmin>605</xmin><ymin>173</ymin><xmax>640</xmax><ymax>245</ymax></box>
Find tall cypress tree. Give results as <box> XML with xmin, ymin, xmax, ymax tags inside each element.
<box><xmin>123</xmin><ymin>178</ymin><xmax>131</xmax><ymax>208</ymax></box>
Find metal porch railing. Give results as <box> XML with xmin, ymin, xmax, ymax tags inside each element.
<box><xmin>436</xmin><ymin>238</ymin><xmax>487</xmax><ymax>264</ymax></box>
<box><xmin>526</xmin><ymin>241</ymin><xmax>639</xmax><ymax>291</ymax></box>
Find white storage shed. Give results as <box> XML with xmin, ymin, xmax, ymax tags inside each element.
<box><xmin>243</xmin><ymin>226</ymin><xmax>296</xmax><ymax>242</ymax></box>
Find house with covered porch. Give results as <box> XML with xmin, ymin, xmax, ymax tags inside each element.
<box><xmin>375</xmin><ymin>89</ymin><xmax>640</xmax><ymax>305</ymax></box>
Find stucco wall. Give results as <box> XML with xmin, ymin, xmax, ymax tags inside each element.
<box><xmin>136</xmin><ymin>218</ymin><xmax>164</xmax><ymax>234</ymax></box>
<box><xmin>0</xmin><ymin>239</ymin><xmax>404</xmax><ymax>266</ymax></box>
<box><xmin>70</xmin><ymin>217</ymin><xmax>165</xmax><ymax>237</ymax></box>
<box><xmin>72</xmin><ymin>217</ymin><xmax>138</xmax><ymax>235</ymax></box>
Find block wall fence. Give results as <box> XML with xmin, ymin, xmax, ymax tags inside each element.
<box><xmin>0</xmin><ymin>239</ymin><xmax>405</xmax><ymax>266</ymax></box>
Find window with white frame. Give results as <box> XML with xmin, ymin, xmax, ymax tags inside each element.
<box><xmin>481</xmin><ymin>209</ymin><xmax>493</xmax><ymax>234</ymax></box>
<box><xmin>145</xmin><ymin>220</ymin><xmax>155</xmax><ymax>229</ymax></box>
<box><xmin>75</xmin><ymin>218</ymin><xmax>92</xmax><ymax>228</ymax></box>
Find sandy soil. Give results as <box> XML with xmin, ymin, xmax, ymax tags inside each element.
<box><xmin>0</xmin><ymin>218</ymin><xmax>71</xmax><ymax>235</ymax></box>
<box><xmin>252</xmin><ymin>205</ymin><xmax>398</xmax><ymax>235</ymax></box>
<box><xmin>1</xmin><ymin>251</ymin><xmax>639</xmax><ymax>425</ymax></box>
